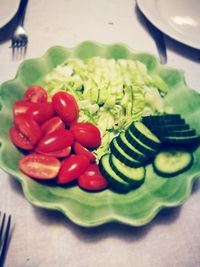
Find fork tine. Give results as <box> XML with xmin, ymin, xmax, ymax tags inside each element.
<box><xmin>0</xmin><ymin>214</ymin><xmax>11</xmax><ymax>267</ymax></box>
<box><xmin>0</xmin><ymin>213</ymin><xmax>6</xmax><ymax>244</ymax></box>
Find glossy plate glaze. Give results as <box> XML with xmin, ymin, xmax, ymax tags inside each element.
<box><xmin>0</xmin><ymin>41</ymin><xmax>200</xmax><ymax>227</ymax></box>
<box><xmin>137</xmin><ymin>0</ymin><xmax>200</xmax><ymax>49</ymax></box>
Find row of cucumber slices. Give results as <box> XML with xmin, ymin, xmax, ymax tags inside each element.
<box><xmin>99</xmin><ymin>114</ymin><xmax>200</xmax><ymax>192</ymax></box>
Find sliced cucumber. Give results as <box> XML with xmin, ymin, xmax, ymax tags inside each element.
<box><xmin>161</xmin><ymin>128</ymin><xmax>196</xmax><ymax>138</ymax></box>
<box><xmin>125</xmin><ymin>130</ymin><xmax>157</xmax><ymax>157</ymax></box>
<box><xmin>109</xmin><ymin>154</ymin><xmax>145</xmax><ymax>187</ymax></box>
<box><xmin>99</xmin><ymin>154</ymin><xmax>132</xmax><ymax>192</ymax></box>
<box><xmin>144</xmin><ymin>118</ymin><xmax>186</xmax><ymax>128</ymax></box>
<box><xmin>142</xmin><ymin>114</ymin><xmax>182</xmax><ymax>124</ymax></box>
<box><xmin>116</xmin><ymin>132</ymin><xmax>148</xmax><ymax>163</ymax></box>
<box><xmin>110</xmin><ymin>138</ymin><xmax>143</xmax><ymax>167</ymax></box>
<box><xmin>129</xmin><ymin>121</ymin><xmax>161</xmax><ymax>150</ymax></box>
<box><xmin>162</xmin><ymin>135</ymin><xmax>200</xmax><ymax>145</ymax></box>
<box><xmin>153</xmin><ymin>146</ymin><xmax>193</xmax><ymax>177</ymax></box>
<box><xmin>149</xmin><ymin>123</ymin><xmax>190</xmax><ymax>133</ymax></box>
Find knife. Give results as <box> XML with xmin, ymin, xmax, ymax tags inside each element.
<box><xmin>145</xmin><ymin>19</ymin><xmax>167</xmax><ymax>64</ymax></box>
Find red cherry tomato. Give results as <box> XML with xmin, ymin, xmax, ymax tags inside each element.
<box><xmin>13</xmin><ymin>100</ymin><xmax>55</xmax><ymax>125</ymax></box>
<box><xmin>78</xmin><ymin>164</ymin><xmax>108</xmax><ymax>191</ymax></box>
<box><xmin>35</xmin><ymin>146</ymin><xmax>71</xmax><ymax>158</ymax></box>
<box><xmin>41</xmin><ymin>116</ymin><xmax>65</xmax><ymax>135</ymax></box>
<box><xmin>27</xmin><ymin>102</ymin><xmax>55</xmax><ymax>124</ymax></box>
<box><xmin>70</xmin><ymin>122</ymin><xmax>101</xmax><ymax>148</ymax></box>
<box><xmin>52</xmin><ymin>92</ymin><xmax>79</xmax><ymax>124</ymax></box>
<box><xmin>73</xmin><ymin>141</ymin><xmax>96</xmax><ymax>162</ymax></box>
<box><xmin>9</xmin><ymin>127</ymin><xmax>34</xmax><ymax>150</ymax></box>
<box><xmin>56</xmin><ymin>155</ymin><xmax>90</xmax><ymax>184</ymax></box>
<box><xmin>13</xmin><ymin>100</ymin><xmax>32</xmax><ymax>115</ymax></box>
<box><xmin>14</xmin><ymin>114</ymin><xmax>42</xmax><ymax>146</ymax></box>
<box><xmin>23</xmin><ymin>85</ymin><xmax>48</xmax><ymax>103</ymax></box>
<box><xmin>19</xmin><ymin>153</ymin><xmax>61</xmax><ymax>179</ymax></box>
<box><xmin>36</xmin><ymin>129</ymin><xmax>74</xmax><ymax>153</ymax></box>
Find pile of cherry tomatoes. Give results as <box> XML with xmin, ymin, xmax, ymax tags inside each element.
<box><xmin>10</xmin><ymin>85</ymin><xmax>108</xmax><ymax>191</ymax></box>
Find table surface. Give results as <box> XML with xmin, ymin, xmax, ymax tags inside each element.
<box><xmin>0</xmin><ymin>1</ymin><xmax>200</xmax><ymax>267</ymax></box>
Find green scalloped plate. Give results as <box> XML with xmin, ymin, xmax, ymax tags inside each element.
<box><xmin>0</xmin><ymin>41</ymin><xmax>200</xmax><ymax>227</ymax></box>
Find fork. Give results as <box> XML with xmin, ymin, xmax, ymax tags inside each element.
<box><xmin>11</xmin><ymin>0</ymin><xmax>29</xmax><ymax>58</ymax></box>
<box><xmin>0</xmin><ymin>213</ymin><xmax>12</xmax><ymax>267</ymax></box>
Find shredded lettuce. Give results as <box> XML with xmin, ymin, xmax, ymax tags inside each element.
<box><xmin>44</xmin><ymin>57</ymin><xmax>169</xmax><ymax>158</ymax></box>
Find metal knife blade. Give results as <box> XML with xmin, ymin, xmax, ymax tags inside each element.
<box><xmin>145</xmin><ymin>19</ymin><xmax>167</xmax><ymax>64</ymax></box>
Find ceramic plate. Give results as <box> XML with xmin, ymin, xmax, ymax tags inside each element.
<box><xmin>0</xmin><ymin>41</ymin><xmax>200</xmax><ymax>227</ymax></box>
<box><xmin>0</xmin><ymin>0</ymin><xmax>20</xmax><ymax>29</ymax></box>
<box><xmin>137</xmin><ymin>0</ymin><xmax>200</xmax><ymax>49</ymax></box>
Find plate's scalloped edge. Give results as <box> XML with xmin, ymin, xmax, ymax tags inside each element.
<box><xmin>0</xmin><ymin>41</ymin><xmax>199</xmax><ymax>227</ymax></box>
<box><xmin>1</xmin><ymin>159</ymin><xmax>199</xmax><ymax>227</ymax></box>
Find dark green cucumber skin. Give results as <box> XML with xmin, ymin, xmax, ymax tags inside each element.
<box><xmin>142</xmin><ymin>114</ymin><xmax>182</xmax><ymax>124</ymax></box>
<box><xmin>162</xmin><ymin>135</ymin><xmax>200</xmax><ymax>145</ymax></box>
<box><xmin>143</xmin><ymin>118</ymin><xmax>186</xmax><ymax>127</ymax></box>
<box><xmin>110</xmin><ymin>138</ymin><xmax>143</xmax><ymax>167</ymax></box>
<box><xmin>142</xmin><ymin>114</ymin><xmax>181</xmax><ymax>120</ymax></box>
<box><xmin>128</xmin><ymin>122</ymin><xmax>161</xmax><ymax>150</ymax></box>
<box><xmin>109</xmin><ymin>154</ymin><xmax>145</xmax><ymax>188</ymax></box>
<box><xmin>116</xmin><ymin>134</ymin><xmax>148</xmax><ymax>163</ymax></box>
<box><xmin>148</xmin><ymin>124</ymin><xmax>190</xmax><ymax>133</ymax></box>
<box><xmin>153</xmin><ymin>152</ymin><xmax>194</xmax><ymax>177</ymax></box>
<box><xmin>158</xmin><ymin>129</ymin><xmax>196</xmax><ymax>138</ymax></box>
<box><xmin>125</xmin><ymin>130</ymin><xmax>157</xmax><ymax>157</ymax></box>
<box><xmin>99</xmin><ymin>154</ymin><xmax>132</xmax><ymax>193</ymax></box>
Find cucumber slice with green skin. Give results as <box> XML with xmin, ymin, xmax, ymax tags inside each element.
<box><xmin>148</xmin><ymin>123</ymin><xmax>190</xmax><ymax>133</ymax></box>
<box><xmin>143</xmin><ymin>118</ymin><xmax>186</xmax><ymax>127</ymax></box>
<box><xmin>109</xmin><ymin>154</ymin><xmax>145</xmax><ymax>187</ymax></box>
<box><xmin>116</xmin><ymin>132</ymin><xmax>148</xmax><ymax>163</ymax></box>
<box><xmin>129</xmin><ymin>122</ymin><xmax>161</xmax><ymax>150</ymax></box>
<box><xmin>125</xmin><ymin>130</ymin><xmax>157</xmax><ymax>157</ymax></box>
<box><xmin>142</xmin><ymin>114</ymin><xmax>182</xmax><ymax>124</ymax></box>
<box><xmin>153</xmin><ymin>147</ymin><xmax>193</xmax><ymax>177</ymax></box>
<box><xmin>160</xmin><ymin>128</ymin><xmax>196</xmax><ymax>138</ymax></box>
<box><xmin>110</xmin><ymin>138</ymin><xmax>143</xmax><ymax>167</ymax></box>
<box><xmin>99</xmin><ymin>154</ymin><xmax>132</xmax><ymax>192</ymax></box>
<box><xmin>162</xmin><ymin>135</ymin><xmax>200</xmax><ymax>145</ymax></box>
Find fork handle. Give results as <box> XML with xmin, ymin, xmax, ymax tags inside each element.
<box><xmin>17</xmin><ymin>0</ymin><xmax>29</xmax><ymax>26</ymax></box>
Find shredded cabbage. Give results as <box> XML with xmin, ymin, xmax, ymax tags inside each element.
<box><xmin>45</xmin><ymin>57</ymin><xmax>169</xmax><ymax>158</ymax></box>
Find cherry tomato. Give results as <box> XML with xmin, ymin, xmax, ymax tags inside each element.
<box><xmin>41</xmin><ymin>116</ymin><xmax>65</xmax><ymax>135</ymax></box>
<box><xmin>27</xmin><ymin>102</ymin><xmax>55</xmax><ymax>124</ymax></box>
<box><xmin>56</xmin><ymin>155</ymin><xmax>90</xmax><ymax>184</ymax></box>
<box><xmin>35</xmin><ymin>146</ymin><xmax>71</xmax><ymax>158</ymax></box>
<box><xmin>78</xmin><ymin>164</ymin><xmax>108</xmax><ymax>191</ymax></box>
<box><xmin>73</xmin><ymin>141</ymin><xmax>96</xmax><ymax>162</ymax></box>
<box><xmin>9</xmin><ymin>127</ymin><xmax>34</xmax><ymax>150</ymax></box>
<box><xmin>52</xmin><ymin>92</ymin><xmax>79</xmax><ymax>124</ymax></box>
<box><xmin>19</xmin><ymin>153</ymin><xmax>61</xmax><ymax>179</ymax></box>
<box><xmin>70</xmin><ymin>122</ymin><xmax>101</xmax><ymax>148</ymax></box>
<box><xmin>36</xmin><ymin>129</ymin><xmax>74</xmax><ymax>153</ymax></box>
<box><xmin>23</xmin><ymin>85</ymin><xmax>48</xmax><ymax>103</ymax></box>
<box><xmin>13</xmin><ymin>100</ymin><xmax>32</xmax><ymax>115</ymax></box>
<box><xmin>13</xmin><ymin>100</ymin><xmax>55</xmax><ymax>125</ymax></box>
<box><xmin>14</xmin><ymin>114</ymin><xmax>42</xmax><ymax>146</ymax></box>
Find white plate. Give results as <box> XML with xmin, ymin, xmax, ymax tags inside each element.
<box><xmin>0</xmin><ymin>0</ymin><xmax>20</xmax><ymax>28</ymax></box>
<box><xmin>137</xmin><ymin>0</ymin><xmax>200</xmax><ymax>49</ymax></box>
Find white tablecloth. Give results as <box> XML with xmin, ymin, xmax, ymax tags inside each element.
<box><xmin>0</xmin><ymin>1</ymin><xmax>200</xmax><ymax>266</ymax></box>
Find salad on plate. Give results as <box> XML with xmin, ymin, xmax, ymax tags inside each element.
<box><xmin>1</xmin><ymin>41</ymin><xmax>200</xmax><ymax>226</ymax></box>
<box><xmin>9</xmin><ymin>57</ymin><xmax>200</xmax><ymax>193</ymax></box>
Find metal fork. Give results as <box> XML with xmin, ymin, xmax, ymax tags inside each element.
<box><xmin>0</xmin><ymin>213</ymin><xmax>12</xmax><ymax>267</ymax></box>
<box><xmin>11</xmin><ymin>0</ymin><xmax>29</xmax><ymax>59</ymax></box>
